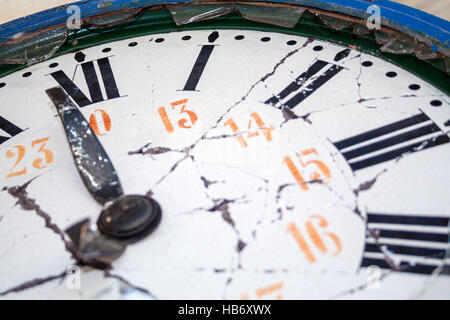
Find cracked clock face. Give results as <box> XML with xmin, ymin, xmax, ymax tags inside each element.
<box><xmin>0</xmin><ymin>29</ymin><xmax>449</xmax><ymax>299</ymax></box>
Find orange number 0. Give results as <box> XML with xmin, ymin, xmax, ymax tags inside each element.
<box><xmin>89</xmin><ymin>109</ymin><xmax>112</xmax><ymax>136</ymax></box>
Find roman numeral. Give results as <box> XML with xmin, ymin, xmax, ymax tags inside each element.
<box><xmin>265</xmin><ymin>49</ymin><xmax>351</xmax><ymax>109</ymax></box>
<box><xmin>50</xmin><ymin>57</ymin><xmax>120</xmax><ymax>108</ymax></box>
<box><xmin>334</xmin><ymin>113</ymin><xmax>450</xmax><ymax>171</ymax></box>
<box><xmin>0</xmin><ymin>115</ymin><xmax>24</xmax><ymax>145</ymax></box>
<box><xmin>361</xmin><ymin>212</ymin><xmax>449</xmax><ymax>275</ymax></box>
<box><xmin>182</xmin><ymin>31</ymin><xmax>219</xmax><ymax>91</ymax></box>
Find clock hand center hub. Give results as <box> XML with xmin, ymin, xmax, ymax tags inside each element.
<box><xmin>98</xmin><ymin>195</ymin><xmax>162</xmax><ymax>242</ymax></box>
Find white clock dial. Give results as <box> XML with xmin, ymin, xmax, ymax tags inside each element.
<box><xmin>0</xmin><ymin>29</ymin><xmax>449</xmax><ymax>299</ymax></box>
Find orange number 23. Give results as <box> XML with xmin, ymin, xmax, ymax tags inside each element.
<box><xmin>6</xmin><ymin>137</ymin><xmax>54</xmax><ymax>178</ymax></box>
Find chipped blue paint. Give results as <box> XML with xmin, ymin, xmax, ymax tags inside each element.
<box><xmin>0</xmin><ymin>0</ymin><xmax>448</xmax><ymax>52</ymax></box>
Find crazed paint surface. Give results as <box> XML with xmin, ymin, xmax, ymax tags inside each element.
<box><xmin>0</xmin><ymin>29</ymin><xmax>449</xmax><ymax>299</ymax></box>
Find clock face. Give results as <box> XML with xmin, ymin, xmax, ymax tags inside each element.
<box><xmin>0</xmin><ymin>28</ymin><xmax>449</xmax><ymax>299</ymax></box>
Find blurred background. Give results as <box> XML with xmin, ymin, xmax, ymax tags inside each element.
<box><xmin>395</xmin><ymin>0</ymin><xmax>450</xmax><ymax>20</ymax></box>
<box><xmin>0</xmin><ymin>0</ymin><xmax>448</xmax><ymax>24</ymax></box>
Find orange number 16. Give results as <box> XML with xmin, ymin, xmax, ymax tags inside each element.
<box><xmin>287</xmin><ymin>215</ymin><xmax>342</xmax><ymax>263</ymax></box>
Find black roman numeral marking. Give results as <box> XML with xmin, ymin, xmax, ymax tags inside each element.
<box><xmin>361</xmin><ymin>212</ymin><xmax>449</xmax><ymax>275</ymax></box>
<box><xmin>265</xmin><ymin>49</ymin><xmax>351</xmax><ymax>109</ymax></box>
<box><xmin>50</xmin><ymin>57</ymin><xmax>120</xmax><ymax>108</ymax></box>
<box><xmin>0</xmin><ymin>115</ymin><xmax>24</xmax><ymax>145</ymax></box>
<box><xmin>182</xmin><ymin>31</ymin><xmax>219</xmax><ymax>91</ymax></box>
<box><xmin>334</xmin><ymin>113</ymin><xmax>450</xmax><ymax>171</ymax></box>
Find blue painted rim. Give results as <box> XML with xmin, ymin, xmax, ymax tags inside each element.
<box><xmin>0</xmin><ymin>0</ymin><xmax>449</xmax><ymax>54</ymax></box>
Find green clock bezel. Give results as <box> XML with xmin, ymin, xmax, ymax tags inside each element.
<box><xmin>0</xmin><ymin>7</ymin><xmax>448</xmax><ymax>94</ymax></box>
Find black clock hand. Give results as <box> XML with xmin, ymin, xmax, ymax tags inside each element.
<box><xmin>46</xmin><ymin>87</ymin><xmax>123</xmax><ymax>203</ymax></box>
<box><xmin>46</xmin><ymin>87</ymin><xmax>161</xmax><ymax>264</ymax></box>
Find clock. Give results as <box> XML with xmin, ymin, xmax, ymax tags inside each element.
<box><xmin>0</xmin><ymin>0</ymin><xmax>449</xmax><ymax>299</ymax></box>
